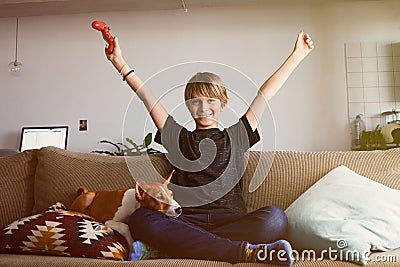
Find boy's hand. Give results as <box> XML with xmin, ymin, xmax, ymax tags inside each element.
<box><xmin>106</xmin><ymin>37</ymin><xmax>125</xmax><ymax>70</ymax></box>
<box><xmin>293</xmin><ymin>31</ymin><xmax>314</xmax><ymax>59</ymax></box>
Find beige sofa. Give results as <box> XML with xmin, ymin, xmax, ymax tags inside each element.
<box><xmin>0</xmin><ymin>146</ymin><xmax>399</xmax><ymax>266</ymax></box>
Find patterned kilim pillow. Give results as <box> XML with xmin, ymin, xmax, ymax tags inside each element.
<box><xmin>0</xmin><ymin>203</ymin><xmax>129</xmax><ymax>260</ymax></box>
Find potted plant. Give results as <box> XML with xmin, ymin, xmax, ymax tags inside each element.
<box><xmin>92</xmin><ymin>133</ymin><xmax>160</xmax><ymax>156</ymax></box>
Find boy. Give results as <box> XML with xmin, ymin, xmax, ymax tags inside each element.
<box><xmin>105</xmin><ymin>31</ymin><xmax>314</xmax><ymax>265</ymax></box>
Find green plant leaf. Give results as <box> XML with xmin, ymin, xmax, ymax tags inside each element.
<box><xmin>126</xmin><ymin>137</ymin><xmax>141</xmax><ymax>152</ymax></box>
<box><xmin>98</xmin><ymin>140</ymin><xmax>122</xmax><ymax>153</ymax></box>
<box><xmin>91</xmin><ymin>150</ymin><xmax>118</xmax><ymax>156</ymax></box>
<box><xmin>125</xmin><ymin>137</ymin><xmax>137</xmax><ymax>147</ymax></box>
<box><xmin>119</xmin><ymin>143</ymin><xmax>131</xmax><ymax>150</ymax></box>
<box><xmin>115</xmin><ymin>151</ymin><xmax>125</xmax><ymax>156</ymax></box>
<box><xmin>93</xmin><ymin>133</ymin><xmax>160</xmax><ymax>156</ymax></box>
<box><xmin>144</xmin><ymin>133</ymin><xmax>153</xmax><ymax>147</ymax></box>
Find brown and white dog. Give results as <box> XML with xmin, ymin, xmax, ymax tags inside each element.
<box><xmin>69</xmin><ymin>170</ymin><xmax>181</xmax><ymax>245</ymax></box>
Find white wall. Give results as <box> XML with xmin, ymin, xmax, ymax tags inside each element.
<box><xmin>0</xmin><ymin>0</ymin><xmax>399</xmax><ymax>153</ymax></box>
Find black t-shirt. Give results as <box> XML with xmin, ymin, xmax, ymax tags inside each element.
<box><xmin>155</xmin><ymin>115</ymin><xmax>260</xmax><ymax>214</ymax></box>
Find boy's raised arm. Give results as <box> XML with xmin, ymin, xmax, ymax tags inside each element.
<box><xmin>106</xmin><ymin>37</ymin><xmax>169</xmax><ymax>132</ymax></box>
<box><xmin>245</xmin><ymin>31</ymin><xmax>314</xmax><ymax>131</ymax></box>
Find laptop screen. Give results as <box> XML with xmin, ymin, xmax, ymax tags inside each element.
<box><xmin>19</xmin><ymin>126</ymin><xmax>69</xmax><ymax>152</ymax></box>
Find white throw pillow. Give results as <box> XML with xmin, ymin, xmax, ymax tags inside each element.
<box><xmin>285</xmin><ymin>165</ymin><xmax>400</xmax><ymax>265</ymax></box>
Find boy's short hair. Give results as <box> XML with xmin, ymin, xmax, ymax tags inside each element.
<box><xmin>184</xmin><ymin>72</ymin><xmax>229</xmax><ymax>105</ymax></box>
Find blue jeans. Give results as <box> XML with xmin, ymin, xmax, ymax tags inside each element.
<box><xmin>127</xmin><ymin>206</ymin><xmax>288</xmax><ymax>263</ymax></box>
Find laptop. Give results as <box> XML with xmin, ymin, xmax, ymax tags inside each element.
<box><xmin>19</xmin><ymin>126</ymin><xmax>69</xmax><ymax>152</ymax></box>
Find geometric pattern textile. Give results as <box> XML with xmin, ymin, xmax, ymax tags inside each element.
<box><xmin>0</xmin><ymin>203</ymin><xmax>129</xmax><ymax>261</ymax></box>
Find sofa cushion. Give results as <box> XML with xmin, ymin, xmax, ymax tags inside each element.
<box><xmin>285</xmin><ymin>165</ymin><xmax>400</xmax><ymax>265</ymax></box>
<box><xmin>0</xmin><ymin>202</ymin><xmax>129</xmax><ymax>260</ymax></box>
<box><xmin>242</xmin><ymin>148</ymin><xmax>400</xmax><ymax>212</ymax></box>
<box><xmin>33</xmin><ymin>146</ymin><xmax>172</xmax><ymax>214</ymax></box>
<box><xmin>0</xmin><ymin>150</ymin><xmax>37</xmax><ymax>228</ymax></box>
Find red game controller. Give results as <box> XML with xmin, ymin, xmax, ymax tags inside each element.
<box><xmin>91</xmin><ymin>20</ymin><xmax>115</xmax><ymax>54</ymax></box>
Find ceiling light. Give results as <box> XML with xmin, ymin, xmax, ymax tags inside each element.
<box><xmin>8</xmin><ymin>17</ymin><xmax>22</xmax><ymax>74</ymax></box>
<box><xmin>181</xmin><ymin>0</ymin><xmax>188</xmax><ymax>12</ymax></box>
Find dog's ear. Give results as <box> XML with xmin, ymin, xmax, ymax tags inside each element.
<box><xmin>70</xmin><ymin>187</ymin><xmax>95</xmax><ymax>212</ymax></box>
<box><xmin>135</xmin><ymin>179</ymin><xmax>148</xmax><ymax>201</ymax></box>
<box><xmin>76</xmin><ymin>186</ymin><xmax>89</xmax><ymax>196</ymax></box>
<box><xmin>163</xmin><ymin>170</ymin><xmax>175</xmax><ymax>186</ymax></box>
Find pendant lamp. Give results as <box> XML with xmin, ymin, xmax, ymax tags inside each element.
<box><xmin>8</xmin><ymin>17</ymin><xmax>22</xmax><ymax>74</ymax></box>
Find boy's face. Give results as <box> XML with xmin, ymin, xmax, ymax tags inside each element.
<box><xmin>187</xmin><ymin>95</ymin><xmax>225</xmax><ymax>130</ymax></box>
